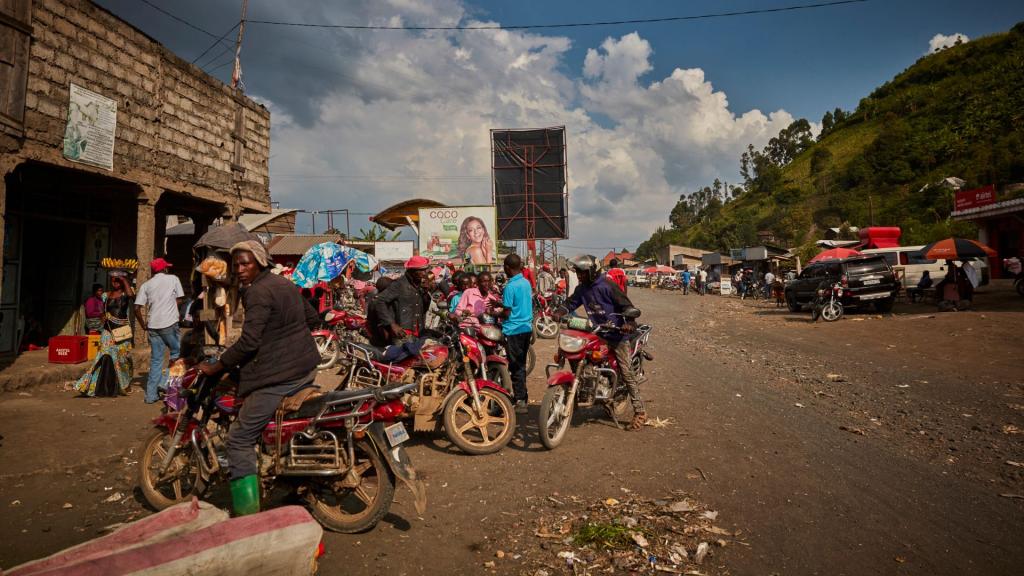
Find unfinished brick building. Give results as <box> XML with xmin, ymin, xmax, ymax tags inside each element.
<box><xmin>0</xmin><ymin>0</ymin><xmax>271</xmax><ymax>354</ymax></box>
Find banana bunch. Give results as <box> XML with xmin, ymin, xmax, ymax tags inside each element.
<box><xmin>101</xmin><ymin>257</ymin><xmax>139</xmax><ymax>269</ymax></box>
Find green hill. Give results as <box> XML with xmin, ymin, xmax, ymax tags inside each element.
<box><xmin>637</xmin><ymin>23</ymin><xmax>1024</xmax><ymax>262</ymax></box>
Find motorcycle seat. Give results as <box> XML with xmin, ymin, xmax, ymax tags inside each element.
<box><xmin>349</xmin><ymin>342</ymin><xmax>386</xmax><ymax>362</ymax></box>
<box><xmin>286</xmin><ymin>387</ymin><xmax>377</xmax><ymax>419</ymax></box>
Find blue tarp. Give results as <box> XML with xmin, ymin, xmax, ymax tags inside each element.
<box><xmin>291</xmin><ymin>243</ymin><xmax>379</xmax><ymax>288</ymax></box>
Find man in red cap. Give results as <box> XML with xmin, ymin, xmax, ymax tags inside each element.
<box><xmin>372</xmin><ymin>255</ymin><xmax>432</xmax><ymax>343</ymax></box>
<box><xmin>134</xmin><ymin>257</ymin><xmax>184</xmax><ymax>404</ymax></box>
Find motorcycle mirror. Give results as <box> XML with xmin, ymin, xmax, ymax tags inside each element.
<box><xmin>622</xmin><ymin>307</ymin><xmax>641</xmax><ymax>320</ymax></box>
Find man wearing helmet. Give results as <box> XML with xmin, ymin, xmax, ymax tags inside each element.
<box><xmin>557</xmin><ymin>255</ymin><xmax>647</xmax><ymax>430</ymax></box>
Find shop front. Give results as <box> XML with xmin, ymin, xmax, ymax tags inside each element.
<box><xmin>952</xmin><ymin>196</ymin><xmax>1024</xmax><ymax>278</ymax></box>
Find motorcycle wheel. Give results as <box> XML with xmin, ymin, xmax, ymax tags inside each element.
<box><xmin>811</xmin><ymin>303</ymin><xmax>821</xmax><ymax>322</ymax></box>
<box><xmin>822</xmin><ymin>300</ymin><xmax>844</xmax><ymax>322</ymax></box>
<box><xmin>486</xmin><ymin>363</ymin><xmax>513</xmax><ymax>395</ymax></box>
<box><xmin>539</xmin><ymin>384</ymin><xmax>573</xmax><ymax>450</ymax></box>
<box><xmin>534</xmin><ymin>315</ymin><xmax>559</xmax><ymax>339</ymax></box>
<box><xmin>526</xmin><ymin>347</ymin><xmax>536</xmax><ymax>376</ymax></box>
<box><xmin>1015</xmin><ymin>279</ymin><xmax>1023</xmax><ymax>296</ymax></box>
<box><xmin>314</xmin><ymin>335</ymin><xmax>339</xmax><ymax>370</ymax></box>
<box><xmin>443</xmin><ymin>388</ymin><xmax>515</xmax><ymax>455</ymax></box>
<box><xmin>138</xmin><ymin>430</ymin><xmax>207</xmax><ymax>510</ymax></box>
<box><xmin>608</xmin><ymin>392</ymin><xmax>633</xmax><ymax>424</ymax></box>
<box><xmin>306</xmin><ymin>440</ymin><xmax>395</xmax><ymax>533</ymax></box>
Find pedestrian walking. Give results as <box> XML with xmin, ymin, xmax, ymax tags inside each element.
<box><xmin>698</xmin><ymin>268</ymin><xmax>708</xmax><ymax>295</ymax></box>
<box><xmin>681</xmin><ymin>269</ymin><xmax>691</xmax><ymax>295</ymax></box>
<box><xmin>488</xmin><ymin>254</ymin><xmax>533</xmax><ymax>414</ymax></box>
<box><xmin>134</xmin><ymin>258</ymin><xmax>184</xmax><ymax>404</ymax></box>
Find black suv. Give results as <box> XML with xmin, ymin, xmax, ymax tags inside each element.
<box><xmin>784</xmin><ymin>255</ymin><xmax>899</xmax><ymax>313</ymax></box>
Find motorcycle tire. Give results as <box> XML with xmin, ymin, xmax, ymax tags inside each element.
<box><xmin>443</xmin><ymin>388</ymin><xmax>515</xmax><ymax>455</ymax></box>
<box><xmin>486</xmin><ymin>363</ymin><xmax>513</xmax><ymax>396</ymax></box>
<box><xmin>609</xmin><ymin>392</ymin><xmax>633</xmax><ymax>425</ymax></box>
<box><xmin>305</xmin><ymin>440</ymin><xmax>395</xmax><ymax>533</ymax></box>
<box><xmin>811</xmin><ymin>304</ymin><xmax>821</xmax><ymax>322</ymax></box>
<box><xmin>534</xmin><ymin>315</ymin><xmax>559</xmax><ymax>339</ymax></box>
<box><xmin>314</xmin><ymin>335</ymin><xmax>340</xmax><ymax>370</ymax></box>
<box><xmin>1015</xmin><ymin>279</ymin><xmax>1023</xmax><ymax>296</ymax></box>
<box><xmin>822</xmin><ymin>300</ymin><xmax>844</xmax><ymax>322</ymax></box>
<box><xmin>539</xmin><ymin>384</ymin><xmax>573</xmax><ymax>450</ymax></box>
<box><xmin>526</xmin><ymin>347</ymin><xmax>536</xmax><ymax>376</ymax></box>
<box><xmin>138</xmin><ymin>430</ymin><xmax>207</xmax><ymax>510</ymax></box>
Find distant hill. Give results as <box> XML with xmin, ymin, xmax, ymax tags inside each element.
<box><xmin>637</xmin><ymin>22</ymin><xmax>1024</xmax><ymax>261</ymax></box>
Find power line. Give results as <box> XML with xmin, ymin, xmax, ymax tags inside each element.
<box><xmin>248</xmin><ymin>0</ymin><xmax>868</xmax><ymax>31</ymax></box>
<box><xmin>135</xmin><ymin>0</ymin><xmax>229</xmax><ymax>39</ymax></box>
<box><xmin>192</xmin><ymin>21</ymin><xmax>240</xmax><ymax>65</ymax></box>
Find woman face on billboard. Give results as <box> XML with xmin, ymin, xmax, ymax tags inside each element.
<box><xmin>458</xmin><ymin>216</ymin><xmax>492</xmax><ymax>265</ymax></box>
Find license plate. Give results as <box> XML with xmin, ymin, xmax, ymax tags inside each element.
<box><xmin>858</xmin><ymin>292</ymin><xmax>887</xmax><ymax>300</ymax></box>
<box><xmin>385</xmin><ymin>422</ymin><xmax>410</xmax><ymax>447</ymax></box>
<box><xmin>863</xmin><ymin>279</ymin><xmax>880</xmax><ymax>285</ymax></box>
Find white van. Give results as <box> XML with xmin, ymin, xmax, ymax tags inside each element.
<box><xmin>861</xmin><ymin>245</ymin><xmax>989</xmax><ymax>288</ymax></box>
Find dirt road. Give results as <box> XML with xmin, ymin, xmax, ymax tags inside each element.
<box><xmin>1</xmin><ymin>289</ymin><xmax>1021</xmax><ymax>574</ymax></box>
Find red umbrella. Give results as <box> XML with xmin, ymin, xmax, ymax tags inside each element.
<box><xmin>809</xmin><ymin>247</ymin><xmax>862</xmax><ymax>263</ymax></box>
<box><xmin>643</xmin><ymin>265</ymin><xmax>674</xmax><ymax>274</ymax></box>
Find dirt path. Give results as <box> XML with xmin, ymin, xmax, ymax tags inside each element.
<box><xmin>1</xmin><ymin>290</ymin><xmax>1021</xmax><ymax>574</ymax></box>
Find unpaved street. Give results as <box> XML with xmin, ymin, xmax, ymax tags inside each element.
<box><xmin>1</xmin><ymin>289</ymin><xmax>1022</xmax><ymax>574</ymax></box>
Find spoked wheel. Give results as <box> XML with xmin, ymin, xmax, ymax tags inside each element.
<box><xmin>821</xmin><ymin>300</ymin><xmax>844</xmax><ymax>322</ymax></box>
<box><xmin>443</xmin><ymin>388</ymin><xmax>515</xmax><ymax>455</ymax></box>
<box><xmin>314</xmin><ymin>335</ymin><xmax>340</xmax><ymax>370</ymax></box>
<box><xmin>306</xmin><ymin>440</ymin><xmax>395</xmax><ymax>533</ymax></box>
<box><xmin>539</xmin><ymin>384</ymin><xmax>573</xmax><ymax>450</ymax></box>
<box><xmin>138</xmin><ymin>430</ymin><xmax>207</xmax><ymax>510</ymax></box>
<box><xmin>534</xmin><ymin>315</ymin><xmax>559</xmax><ymax>339</ymax></box>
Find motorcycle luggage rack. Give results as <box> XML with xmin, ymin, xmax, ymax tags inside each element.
<box><xmin>282</xmin><ymin>429</ymin><xmax>342</xmax><ymax>475</ymax></box>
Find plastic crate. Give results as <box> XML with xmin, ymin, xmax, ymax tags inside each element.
<box><xmin>48</xmin><ymin>335</ymin><xmax>89</xmax><ymax>364</ymax></box>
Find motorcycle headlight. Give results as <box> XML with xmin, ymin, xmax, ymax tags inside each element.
<box><xmin>558</xmin><ymin>333</ymin><xmax>587</xmax><ymax>353</ymax></box>
<box><xmin>324</xmin><ymin>311</ymin><xmax>336</xmax><ymax>322</ymax></box>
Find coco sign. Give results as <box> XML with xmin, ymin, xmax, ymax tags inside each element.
<box><xmin>955</xmin><ymin>185</ymin><xmax>996</xmax><ymax>211</ymax></box>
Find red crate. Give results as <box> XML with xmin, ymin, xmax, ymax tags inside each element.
<box><xmin>48</xmin><ymin>335</ymin><xmax>89</xmax><ymax>364</ymax></box>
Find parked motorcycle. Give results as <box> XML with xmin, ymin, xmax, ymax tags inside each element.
<box><xmin>539</xmin><ymin>309</ymin><xmax>652</xmax><ymax>450</ymax></box>
<box><xmin>533</xmin><ymin>291</ymin><xmax>562</xmax><ymax>339</ymax></box>
<box><xmin>811</xmin><ymin>281</ymin><xmax>844</xmax><ymax>322</ymax></box>
<box><xmin>340</xmin><ymin>313</ymin><xmax>517</xmax><ymax>455</ymax></box>
<box><xmin>477</xmin><ymin>313</ymin><xmax>536</xmax><ymax>376</ymax></box>
<box><xmin>138</xmin><ymin>352</ymin><xmax>426</xmax><ymax>533</ymax></box>
<box><xmin>313</xmin><ymin>306</ymin><xmax>369</xmax><ymax>370</ymax></box>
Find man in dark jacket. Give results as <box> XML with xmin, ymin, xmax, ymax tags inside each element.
<box><xmin>372</xmin><ymin>256</ymin><xmax>431</xmax><ymax>343</ymax></box>
<box><xmin>199</xmin><ymin>240</ymin><xmax>319</xmax><ymax>515</ymax></box>
<box><xmin>557</xmin><ymin>254</ymin><xmax>646</xmax><ymax>430</ymax></box>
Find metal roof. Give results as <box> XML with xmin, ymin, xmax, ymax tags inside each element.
<box><xmin>237</xmin><ymin>209</ymin><xmax>299</xmax><ymax>231</ymax></box>
<box><xmin>267</xmin><ymin>234</ymin><xmax>344</xmax><ymax>257</ymax></box>
<box><xmin>951</xmin><ymin>197</ymin><xmax>1024</xmax><ymax>221</ymax></box>
<box><xmin>370</xmin><ymin>198</ymin><xmax>446</xmax><ymax>230</ymax></box>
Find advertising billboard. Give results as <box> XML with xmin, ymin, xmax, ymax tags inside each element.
<box><xmin>374</xmin><ymin>241</ymin><xmax>414</xmax><ymax>262</ymax></box>
<box><xmin>418</xmin><ymin>206</ymin><xmax>498</xmax><ymax>265</ymax></box>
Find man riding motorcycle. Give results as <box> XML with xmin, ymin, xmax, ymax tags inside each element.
<box><xmin>198</xmin><ymin>240</ymin><xmax>321</xmax><ymax>516</ymax></box>
<box><xmin>555</xmin><ymin>255</ymin><xmax>647</xmax><ymax>430</ymax></box>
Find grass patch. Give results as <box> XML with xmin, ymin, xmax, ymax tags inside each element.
<box><xmin>573</xmin><ymin>522</ymin><xmax>639</xmax><ymax>550</ymax></box>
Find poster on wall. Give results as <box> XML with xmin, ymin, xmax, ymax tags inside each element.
<box><xmin>374</xmin><ymin>241</ymin><xmax>414</xmax><ymax>261</ymax></box>
<box><xmin>418</xmin><ymin>206</ymin><xmax>497</xmax><ymax>265</ymax></box>
<box><xmin>62</xmin><ymin>84</ymin><xmax>117</xmax><ymax>171</ymax></box>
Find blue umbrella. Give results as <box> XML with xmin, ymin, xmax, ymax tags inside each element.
<box><xmin>291</xmin><ymin>243</ymin><xmax>380</xmax><ymax>288</ymax></box>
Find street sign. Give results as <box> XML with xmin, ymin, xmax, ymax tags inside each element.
<box><xmin>954</xmin><ymin>185</ymin><xmax>996</xmax><ymax>211</ymax></box>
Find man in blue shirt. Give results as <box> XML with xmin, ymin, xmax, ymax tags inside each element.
<box><xmin>489</xmin><ymin>254</ymin><xmax>533</xmax><ymax>414</ymax></box>
<box><xmin>681</xmin><ymin>269</ymin><xmax>691</xmax><ymax>295</ymax></box>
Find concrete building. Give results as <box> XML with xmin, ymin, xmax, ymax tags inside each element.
<box><xmin>0</xmin><ymin>0</ymin><xmax>271</xmax><ymax>354</ymax></box>
<box><xmin>656</xmin><ymin>245</ymin><xmax>709</xmax><ymax>270</ymax></box>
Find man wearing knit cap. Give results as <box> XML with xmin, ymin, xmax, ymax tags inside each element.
<box><xmin>198</xmin><ymin>240</ymin><xmax>320</xmax><ymax>516</ymax></box>
<box><xmin>135</xmin><ymin>257</ymin><xmax>184</xmax><ymax>404</ymax></box>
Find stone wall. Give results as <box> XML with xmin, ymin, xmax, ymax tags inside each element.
<box><xmin>16</xmin><ymin>0</ymin><xmax>270</xmax><ymax>212</ymax></box>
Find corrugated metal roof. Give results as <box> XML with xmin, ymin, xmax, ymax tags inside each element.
<box><xmin>238</xmin><ymin>209</ymin><xmax>298</xmax><ymax>231</ymax></box>
<box><xmin>268</xmin><ymin>234</ymin><xmax>343</xmax><ymax>256</ymax></box>
<box><xmin>952</xmin><ymin>197</ymin><xmax>1024</xmax><ymax>220</ymax></box>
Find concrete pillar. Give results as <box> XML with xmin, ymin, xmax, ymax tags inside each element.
<box><xmin>136</xmin><ymin>195</ymin><xmax>157</xmax><ymax>288</ymax></box>
<box><xmin>0</xmin><ymin>158</ymin><xmax>19</xmax><ymax>311</ymax></box>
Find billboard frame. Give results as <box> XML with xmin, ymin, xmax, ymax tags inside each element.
<box><xmin>490</xmin><ymin>126</ymin><xmax>568</xmax><ymax>242</ymax></box>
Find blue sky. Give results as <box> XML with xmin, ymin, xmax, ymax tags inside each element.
<box><xmin>96</xmin><ymin>0</ymin><xmax>1024</xmax><ymax>250</ymax></box>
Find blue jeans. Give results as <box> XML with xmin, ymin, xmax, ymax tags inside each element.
<box><xmin>146</xmin><ymin>324</ymin><xmax>180</xmax><ymax>403</ymax></box>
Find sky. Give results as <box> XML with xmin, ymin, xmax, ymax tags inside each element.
<box><xmin>96</xmin><ymin>0</ymin><xmax>1024</xmax><ymax>253</ymax></box>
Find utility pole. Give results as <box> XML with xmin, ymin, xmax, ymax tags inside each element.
<box><xmin>228</xmin><ymin>0</ymin><xmax>250</xmax><ymax>220</ymax></box>
<box><xmin>231</xmin><ymin>0</ymin><xmax>249</xmax><ymax>90</ymax></box>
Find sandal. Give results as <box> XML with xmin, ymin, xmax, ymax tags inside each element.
<box><xmin>629</xmin><ymin>412</ymin><xmax>647</xmax><ymax>430</ymax></box>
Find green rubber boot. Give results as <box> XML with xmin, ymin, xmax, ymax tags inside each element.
<box><xmin>229</xmin><ymin>475</ymin><xmax>260</xmax><ymax>516</ymax></box>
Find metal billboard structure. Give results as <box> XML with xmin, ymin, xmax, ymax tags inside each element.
<box><xmin>491</xmin><ymin>127</ymin><xmax>568</xmax><ymax>264</ymax></box>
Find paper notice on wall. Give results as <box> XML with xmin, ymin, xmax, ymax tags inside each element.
<box><xmin>63</xmin><ymin>84</ymin><xmax>117</xmax><ymax>170</ymax></box>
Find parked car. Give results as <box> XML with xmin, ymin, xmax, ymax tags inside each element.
<box><xmin>625</xmin><ymin>269</ymin><xmax>649</xmax><ymax>287</ymax></box>
<box><xmin>785</xmin><ymin>255</ymin><xmax>900</xmax><ymax>313</ymax></box>
<box><xmin>861</xmin><ymin>245</ymin><xmax>989</xmax><ymax>288</ymax></box>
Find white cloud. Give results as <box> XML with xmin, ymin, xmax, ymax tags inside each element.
<box><xmin>260</xmin><ymin>3</ymin><xmax>798</xmax><ymax>253</ymax></box>
<box><xmin>928</xmin><ymin>32</ymin><xmax>969</xmax><ymax>54</ymax></box>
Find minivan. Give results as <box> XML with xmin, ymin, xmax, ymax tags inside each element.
<box><xmin>860</xmin><ymin>245</ymin><xmax>989</xmax><ymax>288</ymax></box>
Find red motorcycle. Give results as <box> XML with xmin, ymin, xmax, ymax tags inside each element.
<box><xmin>539</xmin><ymin>309</ymin><xmax>652</xmax><ymax>450</ymax></box>
<box><xmin>533</xmin><ymin>291</ymin><xmax>562</xmax><ymax>339</ymax></box>
<box><xmin>313</xmin><ymin>307</ymin><xmax>369</xmax><ymax>370</ymax></box>
<box><xmin>138</xmin><ymin>352</ymin><xmax>426</xmax><ymax>533</ymax></box>
<box><xmin>340</xmin><ymin>313</ymin><xmax>516</xmax><ymax>455</ymax></box>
